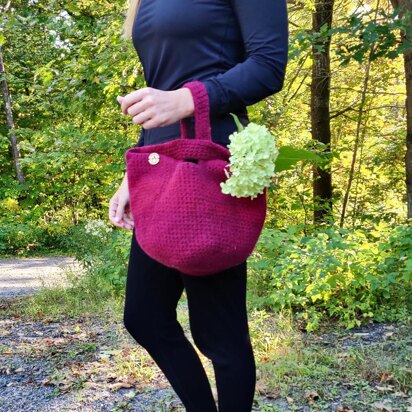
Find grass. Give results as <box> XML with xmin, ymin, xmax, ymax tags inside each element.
<box><xmin>0</xmin><ymin>247</ymin><xmax>74</xmax><ymax>259</ymax></box>
<box><xmin>1</xmin><ymin>264</ymin><xmax>411</xmax><ymax>411</ymax></box>
<box><xmin>2</xmin><ymin>265</ymin><xmax>124</xmax><ymax>320</ymax></box>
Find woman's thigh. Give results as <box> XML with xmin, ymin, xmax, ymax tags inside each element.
<box><xmin>123</xmin><ymin>231</ymin><xmax>185</xmax><ymax>342</ymax></box>
<box><xmin>180</xmin><ymin>261</ymin><xmax>252</xmax><ymax>358</ymax></box>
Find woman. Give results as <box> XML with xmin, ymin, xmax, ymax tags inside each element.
<box><xmin>108</xmin><ymin>0</ymin><xmax>289</xmax><ymax>410</ymax></box>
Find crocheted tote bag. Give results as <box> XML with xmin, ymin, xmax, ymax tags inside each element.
<box><xmin>125</xmin><ymin>81</ymin><xmax>267</xmax><ymax>276</ymax></box>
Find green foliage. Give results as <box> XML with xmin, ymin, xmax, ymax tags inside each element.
<box><xmin>292</xmin><ymin>6</ymin><xmax>412</xmax><ymax>64</ymax></box>
<box><xmin>274</xmin><ymin>145</ymin><xmax>323</xmax><ymax>173</ymax></box>
<box><xmin>0</xmin><ymin>0</ymin><xmax>141</xmax><ymax>255</ymax></box>
<box><xmin>379</xmin><ymin>224</ymin><xmax>412</xmax><ymax>283</ymax></box>
<box><xmin>63</xmin><ymin>220</ymin><xmax>131</xmax><ymax>294</ymax></box>
<box><xmin>0</xmin><ymin>196</ymin><xmax>72</xmax><ymax>255</ymax></box>
<box><xmin>0</xmin><ymin>220</ymin><xmax>44</xmax><ymax>255</ymax></box>
<box><xmin>333</xmin><ymin>7</ymin><xmax>412</xmax><ymax>64</ymax></box>
<box><xmin>248</xmin><ymin>222</ymin><xmax>412</xmax><ymax>332</ymax></box>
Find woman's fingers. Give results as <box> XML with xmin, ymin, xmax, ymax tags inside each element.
<box><xmin>109</xmin><ymin>196</ymin><xmax>120</xmax><ymax>225</ymax></box>
<box><xmin>132</xmin><ymin>111</ymin><xmax>153</xmax><ymax>126</ymax></box>
<box><xmin>109</xmin><ymin>194</ymin><xmax>126</xmax><ymax>227</ymax></box>
<box><xmin>114</xmin><ymin>197</ymin><xmax>127</xmax><ymax>224</ymax></box>
<box><xmin>123</xmin><ymin>209</ymin><xmax>134</xmax><ymax>224</ymax></box>
<box><xmin>122</xmin><ymin>208</ymin><xmax>135</xmax><ymax>231</ymax></box>
<box><xmin>108</xmin><ymin>189</ymin><xmax>135</xmax><ymax>231</ymax></box>
<box><xmin>119</xmin><ymin>92</ymin><xmax>154</xmax><ymax>126</ymax></box>
<box><xmin>122</xmin><ymin>215</ymin><xmax>135</xmax><ymax>229</ymax></box>
<box><xmin>125</xmin><ymin>99</ymin><xmax>149</xmax><ymax>118</ymax></box>
<box><xmin>117</xmin><ymin>89</ymin><xmax>147</xmax><ymax>115</ymax></box>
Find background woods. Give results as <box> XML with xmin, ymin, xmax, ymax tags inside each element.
<box><xmin>0</xmin><ymin>0</ymin><xmax>411</xmax><ymax>331</ymax></box>
<box><xmin>1</xmin><ymin>0</ymin><xmax>411</xmax><ymax>226</ymax></box>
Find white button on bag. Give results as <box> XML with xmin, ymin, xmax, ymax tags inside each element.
<box><xmin>148</xmin><ymin>152</ymin><xmax>160</xmax><ymax>165</ymax></box>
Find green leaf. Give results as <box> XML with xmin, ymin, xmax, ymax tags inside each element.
<box><xmin>230</xmin><ymin>113</ymin><xmax>244</xmax><ymax>132</ymax></box>
<box><xmin>275</xmin><ymin>146</ymin><xmax>322</xmax><ymax>172</ymax></box>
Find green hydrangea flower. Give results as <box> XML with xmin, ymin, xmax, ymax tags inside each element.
<box><xmin>220</xmin><ymin>115</ymin><xmax>279</xmax><ymax>199</ymax></box>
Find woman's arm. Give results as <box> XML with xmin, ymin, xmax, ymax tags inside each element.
<box><xmin>118</xmin><ymin>0</ymin><xmax>288</xmax><ymax>129</ymax></box>
<box><xmin>202</xmin><ymin>0</ymin><xmax>289</xmax><ymax>116</ymax></box>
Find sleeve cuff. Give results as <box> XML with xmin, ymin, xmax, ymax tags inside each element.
<box><xmin>202</xmin><ymin>79</ymin><xmax>224</xmax><ymax>117</ymax></box>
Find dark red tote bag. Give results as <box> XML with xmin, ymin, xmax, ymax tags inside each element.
<box><xmin>125</xmin><ymin>81</ymin><xmax>267</xmax><ymax>276</ymax></box>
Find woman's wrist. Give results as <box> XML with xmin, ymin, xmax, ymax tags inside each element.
<box><xmin>174</xmin><ymin>88</ymin><xmax>195</xmax><ymax>119</ymax></box>
<box><xmin>121</xmin><ymin>172</ymin><xmax>128</xmax><ymax>187</ymax></box>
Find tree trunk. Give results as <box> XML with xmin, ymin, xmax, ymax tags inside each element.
<box><xmin>406</xmin><ymin>26</ymin><xmax>412</xmax><ymax>220</ymax></box>
<box><xmin>390</xmin><ymin>0</ymin><xmax>412</xmax><ymax>219</ymax></box>
<box><xmin>0</xmin><ymin>44</ymin><xmax>25</xmax><ymax>185</ymax></box>
<box><xmin>340</xmin><ymin>44</ymin><xmax>374</xmax><ymax>228</ymax></box>
<box><xmin>311</xmin><ymin>0</ymin><xmax>334</xmax><ymax>224</ymax></box>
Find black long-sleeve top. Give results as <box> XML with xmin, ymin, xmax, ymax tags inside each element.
<box><xmin>131</xmin><ymin>0</ymin><xmax>289</xmax><ymax>148</ymax></box>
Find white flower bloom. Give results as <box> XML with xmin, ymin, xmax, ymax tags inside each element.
<box><xmin>85</xmin><ymin>219</ymin><xmax>112</xmax><ymax>238</ymax></box>
<box><xmin>220</xmin><ymin>119</ymin><xmax>279</xmax><ymax>199</ymax></box>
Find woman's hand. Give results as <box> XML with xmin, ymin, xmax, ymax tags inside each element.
<box><xmin>108</xmin><ymin>174</ymin><xmax>135</xmax><ymax>231</ymax></box>
<box><xmin>116</xmin><ymin>87</ymin><xmax>194</xmax><ymax>129</ymax></box>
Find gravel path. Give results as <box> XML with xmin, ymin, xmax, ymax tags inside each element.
<box><xmin>0</xmin><ymin>257</ymin><xmax>286</xmax><ymax>411</ymax></box>
<box><xmin>0</xmin><ymin>257</ymin><xmax>83</xmax><ymax>300</ymax></box>
<box><xmin>0</xmin><ymin>316</ymin><xmax>186</xmax><ymax>412</ymax></box>
<box><xmin>0</xmin><ymin>257</ymin><xmax>410</xmax><ymax>411</ymax></box>
<box><xmin>0</xmin><ymin>257</ymin><xmax>186</xmax><ymax>412</ymax></box>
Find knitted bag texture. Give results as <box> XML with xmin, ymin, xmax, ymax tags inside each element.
<box><xmin>125</xmin><ymin>81</ymin><xmax>267</xmax><ymax>276</ymax></box>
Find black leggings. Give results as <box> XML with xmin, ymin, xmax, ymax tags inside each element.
<box><xmin>123</xmin><ymin>230</ymin><xmax>256</xmax><ymax>412</ymax></box>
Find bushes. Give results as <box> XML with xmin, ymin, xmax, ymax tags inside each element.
<box><xmin>0</xmin><ymin>198</ymin><xmax>77</xmax><ymax>255</ymax></box>
<box><xmin>248</xmin><ymin>222</ymin><xmax>412</xmax><ymax>331</ymax></box>
<box><xmin>0</xmin><ymin>220</ymin><xmax>45</xmax><ymax>255</ymax></box>
<box><xmin>63</xmin><ymin>220</ymin><xmax>132</xmax><ymax>295</ymax></box>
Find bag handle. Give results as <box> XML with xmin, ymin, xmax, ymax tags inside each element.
<box><xmin>180</xmin><ymin>81</ymin><xmax>212</xmax><ymax>141</ymax></box>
